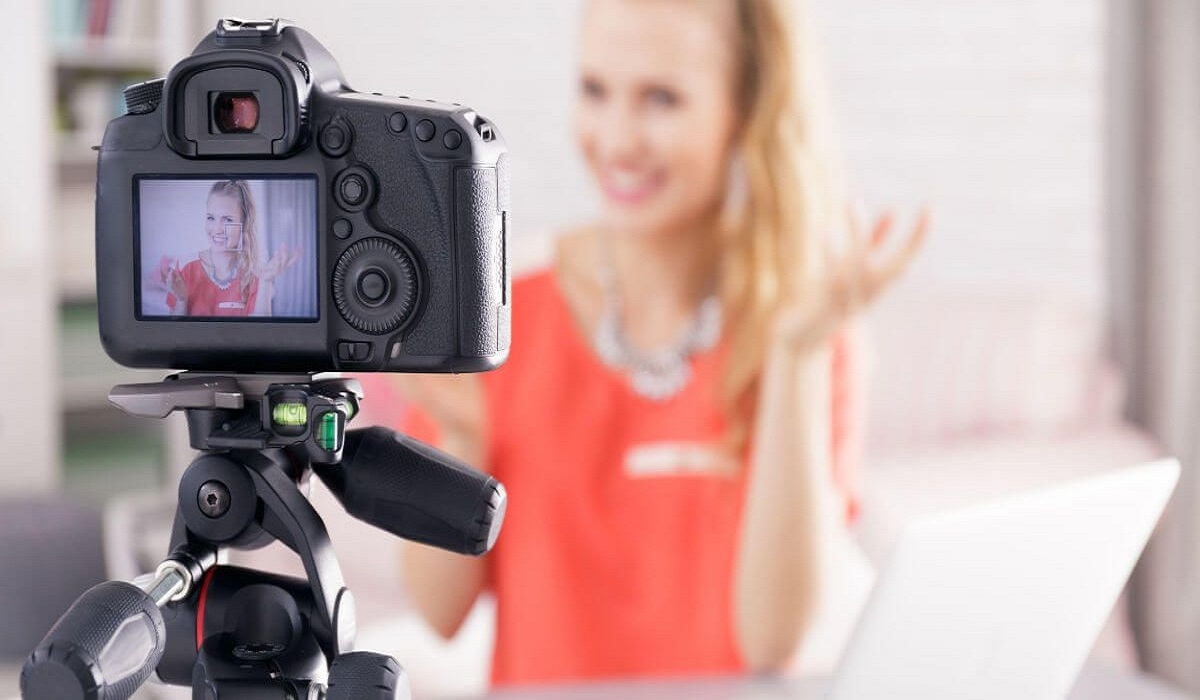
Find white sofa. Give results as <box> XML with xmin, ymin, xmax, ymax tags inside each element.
<box><xmin>851</xmin><ymin>282</ymin><xmax>1160</xmax><ymax>674</ymax></box>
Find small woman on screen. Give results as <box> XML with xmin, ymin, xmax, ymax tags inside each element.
<box><xmin>163</xmin><ymin>179</ymin><xmax>299</xmax><ymax>317</ymax></box>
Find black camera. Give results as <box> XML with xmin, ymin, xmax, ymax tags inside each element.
<box><xmin>97</xmin><ymin>18</ymin><xmax>510</xmax><ymax>373</ymax></box>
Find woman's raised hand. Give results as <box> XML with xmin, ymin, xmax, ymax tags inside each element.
<box><xmin>259</xmin><ymin>244</ymin><xmax>302</xmax><ymax>282</ymax></box>
<box><xmin>775</xmin><ymin>204</ymin><xmax>931</xmax><ymax>351</ymax></box>
<box><xmin>165</xmin><ymin>264</ymin><xmax>188</xmax><ymax>302</ymax></box>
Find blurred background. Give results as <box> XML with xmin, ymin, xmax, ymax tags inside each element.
<box><xmin>2</xmin><ymin>0</ymin><xmax>1199</xmax><ymax>697</ymax></box>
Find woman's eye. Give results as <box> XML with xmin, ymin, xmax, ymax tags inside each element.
<box><xmin>581</xmin><ymin>77</ymin><xmax>606</xmax><ymax>100</ymax></box>
<box><xmin>646</xmin><ymin>88</ymin><xmax>679</xmax><ymax>108</ymax></box>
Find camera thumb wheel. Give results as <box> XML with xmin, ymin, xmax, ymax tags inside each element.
<box><xmin>326</xmin><ymin>651</ymin><xmax>410</xmax><ymax>700</ymax></box>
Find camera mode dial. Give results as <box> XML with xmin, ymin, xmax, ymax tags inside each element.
<box><xmin>333</xmin><ymin>238</ymin><xmax>418</xmax><ymax>335</ymax></box>
<box><xmin>124</xmin><ymin>79</ymin><xmax>165</xmax><ymax>115</ymax></box>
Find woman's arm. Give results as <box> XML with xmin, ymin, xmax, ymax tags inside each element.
<box><xmin>251</xmin><ymin>245</ymin><xmax>301</xmax><ymax>316</ymax></box>
<box><xmin>394</xmin><ymin>374</ymin><xmax>490</xmax><ymax>639</ymax></box>
<box><xmin>734</xmin><ymin>207</ymin><xmax>928</xmax><ymax>672</ymax></box>
<box><xmin>250</xmin><ymin>279</ymin><xmax>271</xmax><ymax>316</ymax></box>
<box><xmin>733</xmin><ymin>336</ymin><xmax>837</xmax><ymax>673</ymax></box>
<box><xmin>402</xmin><ymin>425</ymin><xmax>488</xmax><ymax>639</ymax></box>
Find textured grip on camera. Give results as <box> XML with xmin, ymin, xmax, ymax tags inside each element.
<box><xmin>21</xmin><ymin>581</ymin><xmax>166</xmax><ymax>700</ymax></box>
<box><xmin>323</xmin><ymin>426</ymin><xmax>506</xmax><ymax>555</ymax></box>
<box><xmin>455</xmin><ymin>164</ymin><xmax>508</xmax><ymax>358</ymax></box>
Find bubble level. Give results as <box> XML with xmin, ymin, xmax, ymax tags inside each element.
<box><xmin>273</xmin><ymin>402</ymin><xmax>308</xmax><ymax>427</ymax></box>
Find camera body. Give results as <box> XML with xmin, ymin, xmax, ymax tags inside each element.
<box><xmin>97</xmin><ymin>19</ymin><xmax>510</xmax><ymax>373</ymax></box>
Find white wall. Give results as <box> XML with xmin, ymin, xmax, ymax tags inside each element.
<box><xmin>208</xmin><ymin>0</ymin><xmax>1103</xmax><ymax>299</ymax></box>
<box><xmin>811</xmin><ymin>0</ymin><xmax>1105</xmax><ymax>301</ymax></box>
<box><xmin>0</xmin><ymin>1</ymin><xmax>59</xmax><ymax>493</ymax></box>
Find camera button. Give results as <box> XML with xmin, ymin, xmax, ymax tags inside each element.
<box><xmin>337</xmin><ymin>341</ymin><xmax>372</xmax><ymax>362</ymax></box>
<box><xmin>443</xmin><ymin>129</ymin><xmax>463</xmax><ymax>150</ymax></box>
<box><xmin>341</xmin><ymin>176</ymin><xmax>366</xmax><ymax>205</ymax></box>
<box><xmin>320</xmin><ymin>121</ymin><xmax>352</xmax><ymax>157</ymax></box>
<box><xmin>357</xmin><ymin>269</ymin><xmax>390</xmax><ymax>306</ymax></box>
<box><xmin>388</xmin><ymin>112</ymin><xmax>408</xmax><ymax>134</ymax></box>
<box><xmin>334</xmin><ymin>167</ymin><xmax>376</xmax><ymax>211</ymax></box>
<box><xmin>332</xmin><ymin>218</ymin><xmax>353</xmax><ymax>239</ymax></box>
<box><xmin>415</xmin><ymin>119</ymin><xmax>436</xmax><ymax>142</ymax></box>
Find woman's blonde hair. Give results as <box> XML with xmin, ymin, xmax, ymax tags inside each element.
<box><xmin>208</xmin><ymin>179</ymin><xmax>261</xmax><ymax>294</ymax></box>
<box><xmin>709</xmin><ymin>0</ymin><xmax>845</xmax><ymax>450</ymax></box>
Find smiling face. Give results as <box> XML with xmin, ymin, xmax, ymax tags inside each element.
<box><xmin>205</xmin><ymin>191</ymin><xmax>245</xmax><ymax>253</ymax></box>
<box><xmin>575</xmin><ymin>0</ymin><xmax>741</xmax><ymax>238</ymax></box>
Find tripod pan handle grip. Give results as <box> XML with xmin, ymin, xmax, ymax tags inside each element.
<box><xmin>328</xmin><ymin>426</ymin><xmax>507</xmax><ymax>556</ymax></box>
<box><xmin>20</xmin><ymin>581</ymin><xmax>166</xmax><ymax>700</ymax></box>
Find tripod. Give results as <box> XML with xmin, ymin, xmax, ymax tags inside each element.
<box><xmin>20</xmin><ymin>373</ymin><xmax>506</xmax><ymax>700</ymax></box>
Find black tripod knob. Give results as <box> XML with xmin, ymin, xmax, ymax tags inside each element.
<box><xmin>21</xmin><ymin>581</ymin><xmax>166</xmax><ymax>700</ymax></box>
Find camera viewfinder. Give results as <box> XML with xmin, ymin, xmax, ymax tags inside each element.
<box><xmin>213</xmin><ymin>92</ymin><xmax>260</xmax><ymax>133</ymax></box>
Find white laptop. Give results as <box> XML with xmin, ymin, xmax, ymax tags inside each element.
<box><xmin>817</xmin><ymin>459</ymin><xmax>1180</xmax><ymax>700</ymax></box>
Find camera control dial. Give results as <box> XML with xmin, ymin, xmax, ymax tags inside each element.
<box><xmin>124</xmin><ymin>78</ymin><xmax>165</xmax><ymax>115</ymax></box>
<box><xmin>333</xmin><ymin>238</ymin><xmax>418</xmax><ymax>335</ymax></box>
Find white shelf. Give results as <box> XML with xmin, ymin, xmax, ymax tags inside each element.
<box><xmin>41</xmin><ymin>1</ymin><xmax>209</xmax><ymax>486</ymax></box>
<box><xmin>57</xmin><ymin>134</ymin><xmax>100</xmax><ymax>163</ymax></box>
<box><xmin>54</xmin><ymin>181</ymin><xmax>98</xmax><ymax>300</ymax></box>
<box><xmin>54</xmin><ymin>38</ymin><xmax>159</xmax><ymax>72</ymax></box>
<box><xmin>59</xmin><ymin>268</ymin><xmax>97</xmax><ymax>302</ymax></box>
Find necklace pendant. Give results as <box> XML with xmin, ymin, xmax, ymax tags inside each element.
<box><xmin>592</xmin><ymin>295</ymin><xmax>721</xmax><ymax>402</ymax></box>
<box><xmin>630</xmin><ymin>362</ymin><xmax>692</xmax><ymax>402</ymax></box>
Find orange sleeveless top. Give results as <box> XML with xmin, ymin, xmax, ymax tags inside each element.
<box><xmin>397</xmin><ymin>268</ymin><xmax>860</xmax><ymax>686</ymax></box>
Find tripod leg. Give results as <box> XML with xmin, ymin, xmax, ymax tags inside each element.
<box><xmin>326</xmin><ymin>652</ymin><xmax>411</xmax><ymax>700</ymax></box>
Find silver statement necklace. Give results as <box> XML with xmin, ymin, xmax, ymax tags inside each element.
<box><xmin>591</xmin><ymin>236</ymin><xmax>722</xmax><ymax>401</ymax></box>
<box><xmin>202</xmin><ymin>253</ymin><xmax>238</xmax><ymax>290</ymax></box>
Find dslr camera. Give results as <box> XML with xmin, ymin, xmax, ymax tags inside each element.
<box><xmin>97</xmin><ymin>18</ymin><xmax>510</xmax><ymax>373</ymax></box>
<box><xmin>20</xmin><ymin>19</ymin><xmax>511</xmax><ymax>700</ymax></box>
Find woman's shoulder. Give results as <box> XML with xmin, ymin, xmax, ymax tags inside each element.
<box><xmin>510</xmin><ymin>226</ymin><xmax>594</xmax><ymax>312</ymax></box>
<box><xmin>181</xmin><ymin>256</ymin><xmax>207</xmax><ymax>280</ymax></box>
<box><xmin>512</xmin><ymin>266</ymin><xmax>555</xmax><ymax>297</ymax></box>
<box><xmin>501</xmin><ymin>227</ymin><xmax>597</xmax><ymax>358</ymax></box>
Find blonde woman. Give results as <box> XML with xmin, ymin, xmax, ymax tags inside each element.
<box><xmin>164</xmin><ymin>179</ymin><xmax>298</xmax><ymax>316</ymax></box>
<box><xmin>395</xmin><ymin>0</ymin><xmax>928</xmax><ymax>685</ymax></box>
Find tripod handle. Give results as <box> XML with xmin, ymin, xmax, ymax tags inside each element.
<box><xmin>320</xmin><ymin>426</ymin><xmax>507</xmax><ymax>556</ymax></box>
<box><xmin>20</xmin><ymin>581</ymin><xmax>166</xmax><ymax>700</ymax></box>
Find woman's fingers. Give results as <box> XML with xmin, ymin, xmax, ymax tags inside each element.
<box><xmin>865</xmin><ymin>207</ymin><xmax>931</xmax><ymax>301</ymax></box>
<box><xmin>832</xmin><ymin>204</ymin><xmax>930</xmax><ymax>310</ymax></box>
<box><xmin>784</xmin><ymin>203</ymin><xmax>931</xmax><ymax>350</ymax></box>
<box><xmin>168</xmin><ymin>268</ymin><xmax>187</xmax><ymax>299</ymax></box>
<box><xmin>869</xmin><ymin>212</ymin><xmax>894</xmax><ymax>249</ymax></box>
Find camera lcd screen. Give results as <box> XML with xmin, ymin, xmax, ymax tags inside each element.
<box><xmin>137</xmin><ymin>177</ymin><xmax>318</xmax><ymax>320</ymax></box>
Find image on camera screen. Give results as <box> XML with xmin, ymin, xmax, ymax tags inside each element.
<box><xmin>137</xmin><ymin>177</ymin><xmax>318</xmax><ymax>320</ymax></box>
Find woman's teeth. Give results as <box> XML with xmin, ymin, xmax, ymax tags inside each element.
<box><xmin>604</xmin><ymin>171</ymin><xmax>661</xmax><ymax>203</ymax></box>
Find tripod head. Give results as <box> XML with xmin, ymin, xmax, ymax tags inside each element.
<box><xmin>110</xmin><ymin>373</ymin><xmax>506</xmax><ymax>554</ymax></box>
<box><xmin>22</xmin><ymin>372</ymin><xmax>506</xmax><ymax>699</ymax></box>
